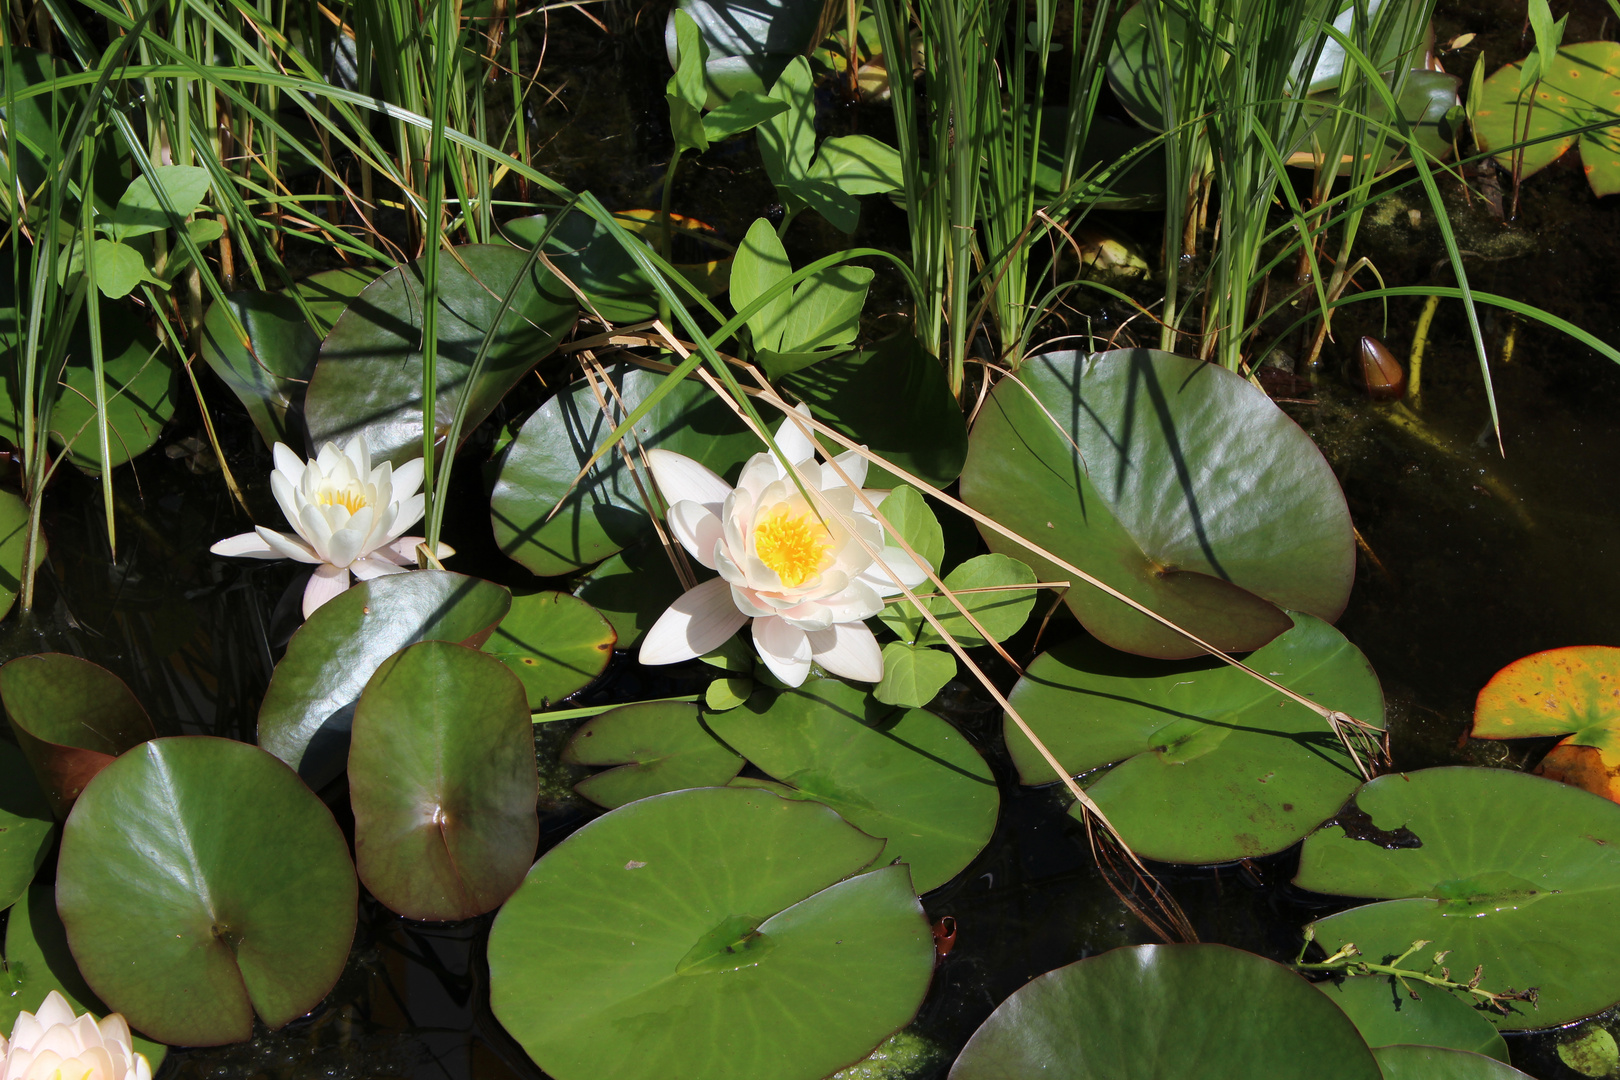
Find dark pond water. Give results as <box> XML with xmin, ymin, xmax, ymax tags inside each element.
<box><xmin>5</xmin><ymin>1</ymin><xmax>1620</xmax><ymax>1077</ymax></box>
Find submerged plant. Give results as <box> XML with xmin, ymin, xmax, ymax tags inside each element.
<box><xmin>638</xmin><ymin>408</ymin><xmax>927</xmax><ymax>686</ymax></box>
<box><xmin>209</xmin><ymin>435</ymin><xmax>452</xmax><ymax>618</ymax></box>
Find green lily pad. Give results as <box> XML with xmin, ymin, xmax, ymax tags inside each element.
<box><xmin>51</xmin><ymin>313</ymin><xmax>174</xmax><ymax>475</ymax></box>
<box><xmin>490</xmin><ymin>364</ymin><xmax>758</xmax><ymax>576</ymax></box>
<box><xmin>0</xmin><ymin>47</ymin><xmax>79</xmax><ymax>203</ymax></box>
<box><xmin>0</xmin><ymin>653</ymin><xmax>156</xmax><ymax>817</ymax></box>
<box><xmin>304</xmin><ymin>244</ymin><xmax>576</xmax><ymax>466</ymax></box>
<box><xmin>663</xmin><ymin>0</ymin><xmax>825</xmax><ymax>107</ymax></box>
<box><xmin>500</xmin><ymin>212</ymin><xmax>660</xmax><ymax>323</ymax></box>
<box><xmin>948</xmin><ymin>943</ymin><xmax>1383</xmax><ymax>1080</ymax></box>
<box><xmin>488</xmin><ymin>786</ymin><xmax>934</xmax><ymax>1080</ymax></box>
<box><xmin>0</xmin><ymin>486</ymin><xmax>36</xmax><ymax>621</ymax></box>
<box><xmin>199</xmin><ymin>290</ymin><xmax>320</xmax><ymax>450</ymax></box>
<box><xmin>960</xmin><ymin>349</ymin><xmax>1353</xmax><ymax>658</ymax></box>
<box><xmin>564</xmin><ymin>700</ymin><xmax>744</xmax><ymax>808</ymax></box>
<box><xmin>1033</xmin><ymin>116</ymin><xmax>1167</xmax><ymax>210</ymax></box>
<box><xmin>483</xmin><ymin>591</ymin><xmax>616</xmax><ymax>709</ymax></box>
<box><xmin>1297</xmin><ymin>767</ymin><xmax>1620</xmax><ymax>1029</ymax></box>
<box><xmin>1373</xmin><ymin>1046</ymin><xmax>1536</xmax><ymax>1079</ymax></box>
<box><xmin>257</xmin><ymin>570</ymin><xmax>511</xmax><ymax>789</ymax></box>
<box><xmin>0</xmin><ymin>738</ymin><xmax>52</xmax><ymax>910</ymax></box>
<box><xmin>780</xmin><ymin>331</ymin><xmax>968</xmax><ymax>489</ymax></box>
<box><xmin>296</xmin><ymin>266</ymin><xmax>378</xmax><ymax>337</ymax></box>
<box><xmin>574</xmin><ymin>541</ymin><xmax>686</xmax><ymax>649</ymax></box>
<box><xmin>906</xmin><ymin>553</ymin><xmax>1038</xmax><ymax>649</ymax></box>
<box><xmin>1470</xmin><ymin>645</ymin><xmax>1620</xmax><ymax>804</ymax></box>
<box><xmin>1472</xmin><ymin>42</ymin><xmax>1620</xmax><ymax>199</ymax></box>
<box><xmin>1560</xmin><ymin>1025</ymin><xmax>1620</xmax><ymax>1077</ymax></box>
<box><xmin>1317</xmin><ymin>976</ymin><xmax>1511</xmax><ymax>1061</ymax></box>
<box><xmin>57</xmin><ymin>736</ymin><xmax>357</xmax><ymax>1046</ymax></box>
<box><xmin>350</xmin><ymin>641</ymin><xmax>537</xmax><ymax>921</ymax></box>
<box><xmin>707</xmin><ymin>674</ymin><xmax>998</xmax><ymax>892</ymax></box>
<box><xmin>2</xmin><ymin>882</ymin><xmax>167</xmax><ymax>1067</ymax></box>
<box><xmin>1004</xmin><ymin>613</ymin><xmax>1379</xmax><ymax>864</ymax></box>
<box><xmin>1292</xmin><ymin>70</ymin><xmax>1462</xmax><ymax>175</ymax></box>
<box><xmin>872</xmin><ymin>642</ymin><xmax>956</xmax><ymax>709</ymax></box>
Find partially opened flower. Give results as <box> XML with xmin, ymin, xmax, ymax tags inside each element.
<box><xmin>0</xmin><ymin>991</ymin><xmax>152</xmax><ymax>1080</ymax></box>
<box><xmin>210</xmin><ymin>435</ymin><xmax>453</xmax><ymax>619</ymax></box>
<box><xmin>638</xmin><ymin>408</ymin><xmax>927</xmax><ymax>686</ymax></box>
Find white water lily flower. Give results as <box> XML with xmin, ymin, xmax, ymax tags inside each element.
<box><xmin>210</xmin><ymin>435</ymin><xmax>453</xmax><ymax>619</ymax></box>
<box><xmin>638</xmin><ymin>407</ymin><xmax>928</xmax><ymax>686</ymax></box>
<box><xmin>0</xmin><ymin>991</ymin><xmax>152</xmax><ymax>1080</ymax></box>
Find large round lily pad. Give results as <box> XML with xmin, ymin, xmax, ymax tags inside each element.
<box><xmin>483</xmin><ymin>591</ymin><xmax>615</xmax><ymax>709</ymax></box>
<box><xmin>51</xmin><ymin>313</ymin><xmax>174</xmax><ymax>476</ymax></box>
<box><xmin>1472</xmin><ymin>42</ymin><xmax>1620</xmax><ymax>199</ymax></box>
<box><xmin>1004</xmin><ymin>613</ymin><xmax>1379</xmax><ymax>864</ymax></box>
<box><xmin>490</xmin><ymin>364</ymin><xmax>759</xmax><ymax>576</ymax></box>
<box><xmin>1318</xmin><ymin>976</ymin><xmax>1510</xmax><ymax>1061</ymax></box>
<box><xmin>488</xmin><ymin>786</ymin><xmax>934</xmax><ymax>1080</ymax></box>
<box><xmin>564</xmin><ymin>701</ymin><xmax>744</xmax><ymax>809</ymax></box>
<box><xmin>948</xmin><ymin>943</ymin><xmax>1383</xmax><ymax>1080</ymax></box>
<box><xmin>1470</xmin><ymin>645</ymin><xmax>1620</xmax><ymax>803</ymax></box>
<box><xmin>57</xmin><ymin>736</ymin><xmax>357</xmax><ymax>1046</ymax></box>
<box><xmin>350</xmin><ymin>641</ymin><xmax>538</xmax><ymax>921</ymax></box>
<box><xmin>304</xmin><ymin>244</ymin><xmax>576</xmax><ymax>466</ymax></box>
<box><xmin>1298</xmin><ymin>767</ymin><xmax>1620</xmax><ymax>1029</ymax></box>
<box><xmin>708</xmin><ymin>674</ymin><xmax>999</xmax><ymax>892</ymax></box>
<box><xmin>1373</xmin><ymin>1046</ymin><xmax>1535</xmax><ymax>1079</ymax></box>
<box><xmin>199</xmin><ymin>289</ymin><xmax>320</xmax><ymax>450</ymax></box>
<box><xmin>573</xmin><ymin>541</ymin><xmax>686</xmax><ymax>649</ymax></box>
<box><xmin>1</xmin><ymin>653</ymin><xmax>156</xmax><ymax>816</ymax></box>
<box><xmin>960</xmin><ymin>350</ymin><xmax>1353</xmax><ymax>658</ymax></box>
<box><xmin>257</xmin><ymin>570</ymin><xmax>510</xmax><ymax>789</ymax></box>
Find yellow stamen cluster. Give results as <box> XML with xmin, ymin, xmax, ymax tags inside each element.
<box><xmin>317</xmin><ymin>483</ymin><xmax>370</xmax><ymax>514</ymax></box>
<box><xmin>754</xmin><ymin>507</ymin><xmax>831</xmax><ymax>588</ymax></box>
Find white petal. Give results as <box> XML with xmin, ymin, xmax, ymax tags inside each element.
<box><xmin>342</xmin><ymin>435</ymin><xmax>370</xmax><ymax>477</ymax></box>
<box><xmin>752</xmin><ymin>614</ymin><xmax>812</xmax><ymax>687</ymax></box>
<box><xmin>302</xmin><ymin>563</ymin><xmax>351</xmax><ymax>618</ymax></box>
<box><xmin>351</xmin><ymin>554</ymin><xmax>409</xmax><ymax>580</ymax></box>
<box><xmin>380</xmin><ymin>537</ymin><xmax>455</xmax><ymax>566</ymax></box>
<box><xmin>667</xmin><ymin>501</ymin><xmax>723</xmax><ymax>569</ymax></box>
<box><xmin>858</xmin><ymin>544</ymin><xmax>932</xmax><ymax>595</ymax></box>
<box><xmin>323</xmin><ymin>527</ymin><xmax>366</xmax><ymax>568</ymax></box>
<box><xmin>772</xmin><ymin>402</ymin><xmax>818</xmax><ymax>465</ymax></box>
<box><xmin>735</xmin><ymin>453</ymin><xmax>783</xmax><ymax>499</ymax></box>
<box><xmin>383</xmin><ymin>493</ymin><xmax>427</xmax><ymax>542</ymax></box>
<box><xmin>817</xmin><ymin>448</ymin><xmax>869</xmax><ymax>490</ymax></box>
<box><xmin>272</xmin><ymin>442</ymin><xmax>306</xmax><ymax>483</ymax></box>
<box><xmin>639</xmin><ymin>576</ymin><xmax>749</xmax><ymax>665</ymax></box>
<box><xmin>298</xmin><ymin>504</ymin><xmax>336</xmax><ymax>562</ymax></box>
<box><xmin>314</xmin><ymin>442</ymin><xmax>346</xmax><ymax>476</ymax></box>
<box><xmin>646</xmin><ymin>448</ymin><xmax>733</xmax><ymax>507</ymax></box>
<box><xmin>254</xmin><ymin>526</ymin><xmax>322</xmax><ymax>564</ymax></box>
<box><xmin>35</xmin><ymin>992</ymin><xmax>77</xmax><ymax>1029</ymax></box>
<box><xmin>210</xmin><ymin>532</ymin><xmax>283</xmax><ymax>559</ymax></box>
<box><xmin>728</xmin><ymin>582</ymin><xmax>777</xmax><ymax>619</ymax></box>
<box><xmin>807</xmin><ymin>621</ymin><xmax>884</xmax><ymax>683</ymax></box>
<box><xmin>391</xmin><ymin>457</ymin><xmax>425</xmax><ymax>499</ymax></box>
<box><xmin>269</xmin><ymin>470</ymin><xmax>303</xmax><ymax>533</ymax></box>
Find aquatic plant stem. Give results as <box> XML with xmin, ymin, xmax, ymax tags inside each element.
<box><xmin>1408</xmin><ymin>293</ymin><xmax>1440</xmax><ymax>408</ymax></box>
<box><xmin>1295</xmin><ymin>932</ymin><xmax>1539</xmax><ymax>1014</ymax></box>
<box><xmin>533</xmin><ymin>694</ymin><xmax>703</xmax><ymax>723</ymax></box>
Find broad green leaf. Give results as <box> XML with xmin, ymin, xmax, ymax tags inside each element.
<box><xmin>484</xmin><ymin>591</ymin><xmax>616</xmax><ymax>709</ymax></box>
<box><xmin>914</xmin><ymin>553</ymin><xmax>1037</xmax><ymax>649</ymax></box>
<box><xmin>0</xmin><ymin>739</ymin><xmax>52</xmax><ymax>910</ymax></box>
<box><xmin>778</xmin><ymin>264</ymin><xmax>873</xmax><ymax>353</ymax></box>
<box><xmin>57</xmin><ymin>737</ymin><xmax>356</xmax><ymax>1046</ymax></box>
<box><xmin>1005</xmin><ymin>614</ymin><xmax>1379</xmax><ymax>864</ymax></box>
<box><xmin>781</xmin><ymin>332</ymin><xmax>968</xmax><ymax>489</ymax></box>
<box><xmin>810</xmin><ymin>135</ymin><xmax>904</xmax><ymax>195</ymax></box>
<box><xmin>949</xmin><ymin>944</ymin><xmax>1382</xmax><ymax>1080</ymax></box>
<box><xmin>488</xmin><ymin>787</ymin><xmax>934</xmax><ymax>1080</ymax></box>
<box><xmin>667</xmin><ymin>0</ymin><xmax>825</xmax><ymax>107</ymax></box>
<box><xmin>708</xmin><ymin>674</ymin><xmax>998</xmax><ymax>891</ymax></box>
<box><xmin>2</xmin><ymin>883</ymin><xmax>167</xmax><ymax>1067</ymax></box>
<box><xmin>706</xmin><ymin>676</ymin><xmax>753</xmax><ymax>710</ymax></box>
<box><xmin>351</xmin><ymin>641</ymin><xmax>537</xmax><ymax>921</ymax></box>
<box><xmin>701</xmin><ymin>90</ymin><xmax>789</xmax><ymax>142</ymax></box>
<box><xmin>105</xmin><ymin>165</ymin><xmax>212</xmax><ymax>241</ymax></box>
<box><xmin>295</xmin><ymin>266</ymin><xmax>378</xmax><ymax>337</ymax></box>
<box><xmin>574</xmin><ymin>542</ymin><xmax>687</xmax><ymax>649</ymax></box>
<box><xmin>1472</xmin><ymin>42</ymin><xmax>1620</xmax><ymax>199</ymax></box>
<box><xmin>668</xmin><ymin>10</ymin><xmax>711</xmax><ymax>151</ymax></box>
<box><xmin>1298</xmin><ymin>767</ymin><xmax>1620</xmax><ymax>1028</ymax></box>
<box><xmin>1373</xmin><ymin>1046</ymin><xmax>1535</xmax><ymax>1079</ymax></box>
<box><xmin>1470</xmin><ymin>645</ymin><xmax>1620</xmax><ymax>803</ymax></box>
<box><xmin>90</xmin><ymin>239</ymin><xmax>152</xmax><ymax>299</ymax></box>
<box><xmin>0</xmin><ymin>48</ymin><xmax>82</xmax><ymax>208</ymax></box>
<box><xmin>732</xmin><ymin>218</ymin><xmax>793</xmax><ymax>352</ymax></box>
<box><xmin>51</xmin><ymin>314</ymin><xmax>174</xmax><ymax>476</ymax></box>
<box><xmin>0</xmin><ymin>653</ymin><xmax>156</xmax><ymax>817</ymax></box>
<box><xmin>303</xmin><ymin>244</ymin><xmax>576</xmax><ymax>466</ymax></box>
<box><xmin>564</xmin><ymin>701</ymin><xmax>743</xmax><ymax>808</ymax></box>
<box><xmin>257</xmin><ymin>571</ymin><xmax>511</xmax><ymax>789</ymax></box>
<box><xmin>199</xmin><ymin>290</ymin><xmax>320</xmax><ymax>450</ymax></box>
<box><xmin>878</xmin><ymin>485</ymin><xmax>944</xmax><ymax>572</ymax></box>
<box><xmin>1317</xmin><ymin>977</ymin><xmax>1510</xmax><ymax>1061</ymax></box>
<box><xmin>490</xmin><ymin>365</ymin><xmax>757</xmax><ymax>576</ymax></box>
<box><xmin>0</xmin><ymin>487</ymin><xmax>36</xmax><ymax>621</ymax></box>
<box><xmin>500</xmin><ymin>212</ymin><xmax>658</xmax><ymax>321</ymax></box>
<box><xmin>872</xmin><ymin>642</ymin><xmax>955</xmax><ymax>710</ymax></box>
<box><xmin>757</xmin><ymin>57</ymin><xmax>860</xmax><ymax>231</ymax></box>
<box><xmin>960</xmin><ymin>350</ymin><xmax>1353</xmax><ymax>658</ymax></box>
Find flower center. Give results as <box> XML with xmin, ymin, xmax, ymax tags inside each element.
<box><xmin>753</xmin><ymin>506</ymin><xmax>831</xmax><ymax>588</ymax></box>
<box><xmin>317</xmin><ymin>482</ymin><xmax>369</xmax><ymax>515</ymax></box>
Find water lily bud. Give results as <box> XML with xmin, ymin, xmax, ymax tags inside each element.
<box><xmin>0</xmin><ymin>992</ymin><xmax>153</xmax><ymax>1080</ymax></box>
<box><xmin>1357</xmin><ymin>336</ymin><xmax>1407</xmax><ymax>401</ymax></box>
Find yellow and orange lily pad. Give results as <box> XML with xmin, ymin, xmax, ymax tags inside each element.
<box><xmin>1472</xmin><ymin>645</ymin><xmax>1620</xmax><ymax>801</ymax></box>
